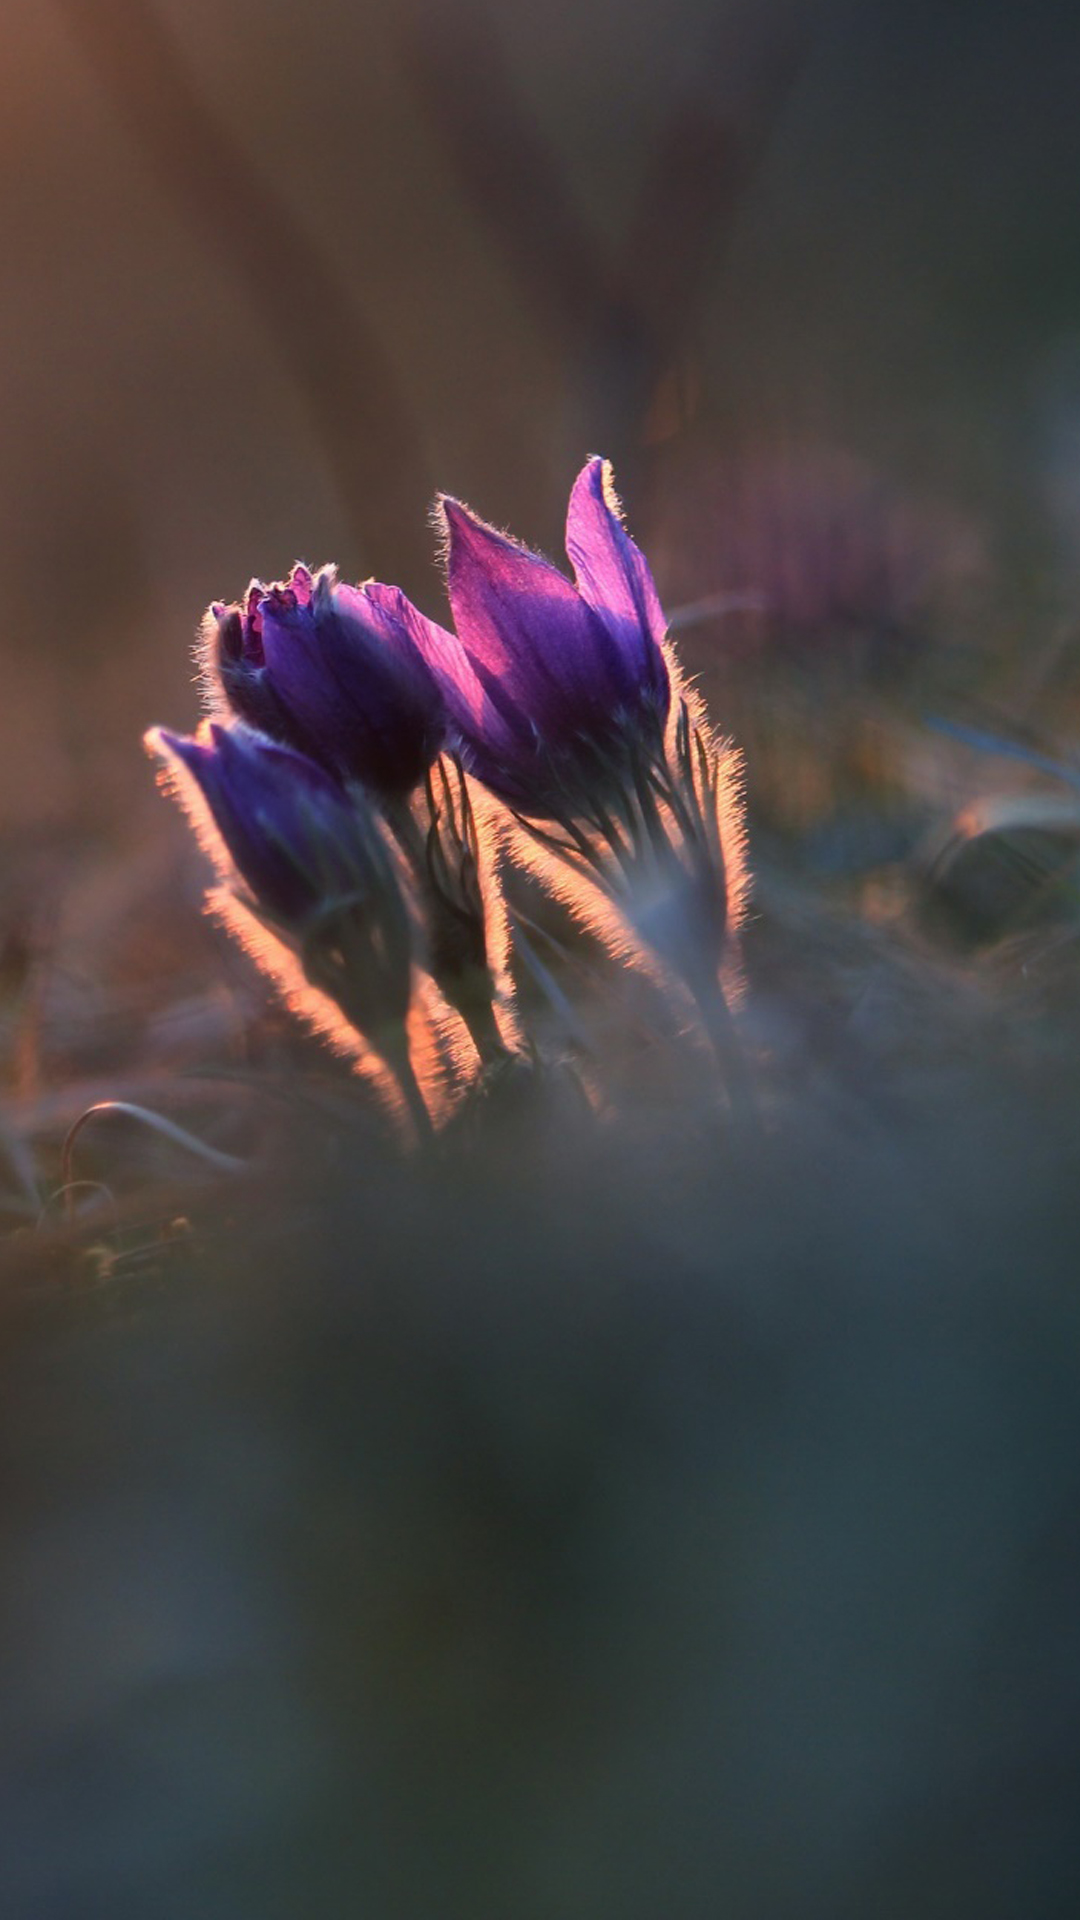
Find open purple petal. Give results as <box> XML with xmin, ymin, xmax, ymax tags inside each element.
<box><xmin>440</xmin><ymin>497</ymin><xmax>633</xmax><ymax>731</ymax></box>
<box><xmin>565</xmin><ymin>457</ymin><xmax>670</xmax><ymax>715</ymax></box>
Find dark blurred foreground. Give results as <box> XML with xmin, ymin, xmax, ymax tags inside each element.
<box><xmin>3</xmin><ymin>916</ymin><xmax>1080</xmax><ymax>1919</ymax></box>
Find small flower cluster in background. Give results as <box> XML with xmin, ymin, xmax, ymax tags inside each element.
<box><xmin>147</xmin><ymin>459</ymin><xmax>749</xmax><ymax>1141</ymax></box>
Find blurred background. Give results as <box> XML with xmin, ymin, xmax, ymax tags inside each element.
<box><xmin>5</xmin><ymin>1</ymin><xmax>1080</xmax><ymax>1913</ymax></box>
<box><xmin>5</xmin><ymin>0</ymin><xmax>1080</xmax><ymax>830</ymax></box>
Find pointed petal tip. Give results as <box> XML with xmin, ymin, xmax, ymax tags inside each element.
<box><xmin>146</xmin><ymin>725</ymin><xmax>214</xmax><ymax>779</ymax></box>
<box><xmin>437</xmin><ymin>494</ymin><xmax>527</xmax><ymax>578</ymax></box>
<box><xmin>434</xmin><ymin>494</ymin><xmax>491</xmax><ymax>578</ymax></box>
<box><xmin>436</xmin><ymin>494</ymin><xmax>471</xmax><ymax>534</ymax></box>
<box><xmin>151</xmin><ymin>723</ymin><xmax>196</xmax><ymax>754</ymax></box>
<box><xmin>438</xmin><ymin>493</ymin><xmax>502</xmax><ymax>543</ymax></box>
<box><xmin>208</xmin><ymin>719</ymin><xmax>284</xmax><ymax>763</ymax></box>
<box><xmin>573</xmin><ymin>453</ymin><xmax>622</xmax><ymax>518</ymax></box>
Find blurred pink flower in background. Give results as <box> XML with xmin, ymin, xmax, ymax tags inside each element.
<box><xmin>655</xmin><ymin>443</ymin><xmax>985</xmax><ymax>666</ymax></box>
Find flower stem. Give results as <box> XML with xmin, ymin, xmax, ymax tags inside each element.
<box><xmin>380</xmin><ymin>1031</ymin><xmax>436</xmax><ymax>1150</ymax></box>
<box><xmin>687</xmin><ymin>969</ymin><xmax>760</xmax><ymax>1132</ymax></box>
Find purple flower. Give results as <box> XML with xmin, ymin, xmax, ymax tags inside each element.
<box><xmin>412</xmin><ymin>457</ymin><xmax>671</xmax><ymax>814</ymax></box>
<box><xmin>207</xmin><ymin>584</ymin><xmax>305</xmax><ymax>747</ymax></box>
<box><xmin>204</xmin><ymin>564</ymin><xmax>448</xmax><ymax>799</ymax></box>
<box><xmin>148</xmin><ymin>721</ymin><xmax>403</xmax><ymax>933</ymax></box>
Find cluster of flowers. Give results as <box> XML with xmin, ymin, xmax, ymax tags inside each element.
<box><xmin>147</xmin><ymin>459</ymin><xmax>748</xmax><ymax>1138</ymax></box>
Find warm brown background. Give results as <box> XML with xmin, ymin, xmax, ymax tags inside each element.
<box><xmin>5</xmin><ymin>0</ymin><xmax>1080</xmax><ymax>839</ymax></box>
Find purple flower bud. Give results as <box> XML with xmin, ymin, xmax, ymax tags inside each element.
<box><xmin>148</xmin><ymin>721</ymin><xmax>402</xmax><ymax>934</ymax></box>
<box><xmin>205</xmin><ymin>584</ymin><xmax>309</xmax><ymax>748</ymax></box>
<box><xmin>413</xmin><ymin>458</ymin><xmax>671</xmax><ymax>814</ymax></box>
<box><xmin>204</xmin><ymin>564</ymin><xmax>449</xmax><ymax>799</ymax></box>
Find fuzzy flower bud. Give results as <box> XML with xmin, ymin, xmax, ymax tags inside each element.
<box><xmin>203</xmin><ymin>564</ymin><xmax>449</xmax><ymax>799</ymax></box>
<box><xmin>147</xmin><ymin>722</ymin><xmax>414</xmax><ymax>1038</ymax></box>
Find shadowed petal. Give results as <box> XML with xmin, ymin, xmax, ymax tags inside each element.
<box><xmin>343</xmin><ymin>581</ymin><xmax>457</xmax><ymax>701</ymax></box>
<box><xmin>381</xmin><ymin>573</ymin><xmax>528</xmax><ymax>768</ymax></box>
<box><xmin>258</xmin><ymin>588</ymin><xmax>358</xmax><ymax>766</ymax></box>
<box><xmin>148</xmin><ymin>721</ymin><xmax>417</xmax><ymax>1049</ymax></box>
<box><xmin>258</xmin><ymin>568</ymin><xmax>445</xmax><ymax>795</ymax></box>
<box><xmin>204</xmin><ymin>598</ymin><xmax>309</xmax><ymax>746</ymax></box>
<box><xmin>153</xmin><ymin>723</ymin><xmax>357</xmax><ymax>924</ymax></box>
